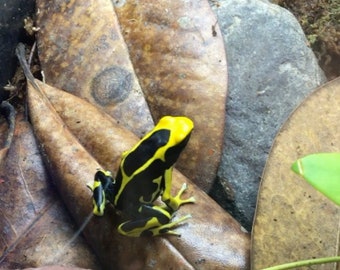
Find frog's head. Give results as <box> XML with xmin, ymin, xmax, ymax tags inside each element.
<box><xmin>158</xmin><ymin>116</ymin><xmax>194</xmax><ymax>146</ymax></box>
<box><xmin>87</xmin><ymin>169</ymin><xmax>115</xmax><ymax>216</ymax></box>
<box><xmin>156</xmin><ymin>116</ymin><xmax>194</xmax><ymax>165</ymax></box>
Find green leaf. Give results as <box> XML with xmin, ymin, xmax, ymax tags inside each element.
<box><xmin>291</xmin><ymin>153</ymin><xmax>340</xmax><ymax>205</ymax></box>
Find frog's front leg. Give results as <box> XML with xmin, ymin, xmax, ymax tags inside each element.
<box><xmin>118</xmin><ymin>205</ymin><xmax>191</xmax><ymax>237</ymax></box>
<box><xmin>161</xmin><ymin>168</ymin><xmax>195</xmax><ymax>211</ymax></box>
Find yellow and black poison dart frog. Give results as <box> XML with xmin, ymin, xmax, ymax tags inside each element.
<box><xmin>87</xmin><ymin>116</ymin><xmax>195</xmax><ymax>237</ymax></box>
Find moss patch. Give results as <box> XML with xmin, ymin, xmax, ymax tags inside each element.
<box><xmin>274</xmin><ymin>0</ymin><xmax>339</xmax><ymax>79</ymax></box>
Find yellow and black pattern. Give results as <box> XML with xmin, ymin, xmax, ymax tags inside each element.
<box><xmin>88</xmin><ymin>116</ymin><xmax>196</xmax><ymax>237</ymax></box>
<box><xmin>87</xmin><ymin>170</ymin><xmax>114</xmax><ymax>216</ymax></box>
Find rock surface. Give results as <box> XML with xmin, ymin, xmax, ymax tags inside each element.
<box><xmin>209</xmin><ymin>0</ymin><xmax>327</xmax><ymax>231</ymax></box>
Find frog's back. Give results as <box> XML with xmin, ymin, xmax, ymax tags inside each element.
<box><xmin>113</xmin><ymin>116</ymin><xmax>193</xmax><ymax>211</ymax></box>
<box><xmin>113</xmin><ymin>129</ymin><xmax>170</xmax><ymax>209</ymax></box>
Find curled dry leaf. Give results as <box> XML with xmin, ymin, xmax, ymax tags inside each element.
<box><xmin>35</xmin><ymin>0</ymin><xmax>154</xmax><ymax>137</ymax></box>
<box><xmin>26</xmin><ymin>76</ymin><xmax>249</xmax><ymax>269</ymax></box>
<box><xmin>35</xmin><ymin>0</ymin><xmax>227</xmax><ymax>192</ymax></box>
<box><xmin>252</xmin><ymin>78</ymin><xmax>340</xmax><ymax>269</ymax></box>
<box><xmin>0</xmin><ymin>113</ymin><xmax>100</xmax><ymax>269</ymax></box>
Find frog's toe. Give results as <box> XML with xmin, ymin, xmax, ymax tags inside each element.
<box><xmin>175</xmin><ymin>183</ymin><xmax>188</xmax><ymax>198</ymax></box>
<box><xmin>179</xmin><ymin>183</ymin><xmax>188</xmax><ymax>193</ymax></box>
<box><xmin>159</xmin><ymin>214</ymin><xmax>192</xmax><ymax>236</ymax></box>
<box><xmin>181</xmin><ymin>196</ymin><xmax>196</xmax><ymax>204</ymax></box>
<box><xmin>163</xmin><ymin>230</ymin><xmax>181</xmax><ymax>236</ymax></box>
<box><xmin>174</xmin><ymin>183</ymin><xmax>195</xmax><ymax>205</ymax></box>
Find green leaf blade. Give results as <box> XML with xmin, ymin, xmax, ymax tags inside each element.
<box><xmin>291</xmin><ymin>153</ymin><xmax>340</xmax><ymax>205</ymax></box>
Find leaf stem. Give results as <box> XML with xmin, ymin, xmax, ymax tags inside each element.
<box><xmin>262</xmin><ymin>256</ymin><xmax>340</xmax><ymax>270</ymax></box>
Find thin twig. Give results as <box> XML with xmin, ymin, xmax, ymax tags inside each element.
<box><xmin>262</xmin><ymin>256</ymin><xmax>340</xmax><ymax>270</ymax></box>
<box><xmin>28</xmin><ymin>41</ymin><xmax>37</xmax><ymax>66</ymax></box>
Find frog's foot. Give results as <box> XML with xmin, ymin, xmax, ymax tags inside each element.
<box><xmin>148</xmin><ymin>214</ymin><xmax>192</xmax><ymax>237</ymax></box>
<box><xmin>167</xmin><ymin>183</ymin><xmax>195</xmax><ymax>211</ymax></box>
<box><xmin>117</xmin><ymin>205</ymin><xmax>192</xmax><ymax>237</ymax></box>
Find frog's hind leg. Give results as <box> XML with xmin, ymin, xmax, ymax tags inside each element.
<box><xmin>148</xmin><ymin>214</ymin><xmax>191</xmax><ymax>236</ymax></box>
<box><xmin>117</xmin><ymin>205</ymin><xmax>190</xmax><ymax>237</ymax></box>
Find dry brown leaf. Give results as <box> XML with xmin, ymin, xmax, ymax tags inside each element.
<box><xmin>26</xmin><ymin>75</ymin><xmax>249</xmax><ymax>269</ymax></box>
<box><xmin>114</xmin><ymin>0</ymin><xmax>228</xmax><ymax>191</ymax></box>
<box><xmin>0</xmin><ymin>113</ymin><xmax>100</xmax><ymax>269</ymax></box>
<box><xmin>35</xmin><ymin>0</ymin><xmax>227</xmax><ymax>192</ymax></box>
<box><xmin>252</xmin><ymin>77</ymin><xmax>340</xmax><ymax>269</ymax></box>
<box><xmin>35</xmin><ymin>0</ymin><xmax>154</xmax><ymax>137</ymax></box>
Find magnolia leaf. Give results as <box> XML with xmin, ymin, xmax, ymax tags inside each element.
<box><xmin>292</xmin><ymin>153</ymin><xmax>340</xmax><ymax>206</ymax></box>
<box><xmin>114</xmin><ymin>0</ymin><xmax>228</xmax><ymax>191</ymax></box>
<box><xmin>0</xmin><ymin>113</ymin><xmax>100</xmax><ymax>269</ymax></box>
<box><xmin>35</xmin><ymin>0</ymin><xmax>227</xmax><ymax>192</ymax></box>
<box><xmin>252</xmin><ymin>77</ymin><xmax>340</xmax><ymax>269</ymax></box>
<box><xmin>35</xmin><ymin>0</ymin><xmax>154</xmax><ymax>138</ymax></box>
